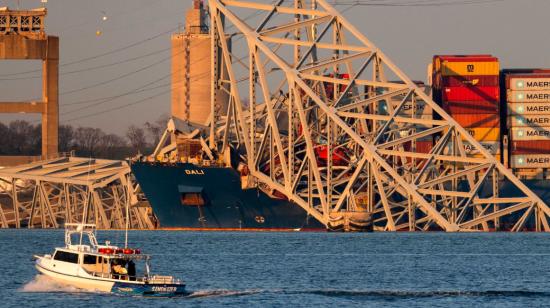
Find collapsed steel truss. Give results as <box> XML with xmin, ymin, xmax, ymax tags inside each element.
<box><xmin>0</xmin><ymin>157</ymin><xmax>154</xmax><ymax>229</ymax></box>
<box><xmin>207</xmin><ymin>0</ymin><xmax>550</xmax><ymax>231</ymax></box>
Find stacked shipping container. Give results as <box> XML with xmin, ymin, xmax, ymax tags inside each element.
<box><xmin>376</xmin><ymin>82</ymin><xmax>434</xmax><ymax>159</ymax></box>
<box><xmin>504</xmin><ymin>72</ymin><xmax>550</xmax><ymax>169</ymax></box>
<box><xmin>432</xmin><ymin>55</ymin><xmax>501</xmax><ymax>160</ymax></box>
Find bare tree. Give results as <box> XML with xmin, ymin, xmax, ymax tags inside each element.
<box><xmin>74</xmin><ymin>127</ymin><xmax>104</xmax><ymax>156</ymax></box>
<box><xmin>58</xmin><ymin>124</ymin><xmax>75</xmax><ymax>153</ymax></box>
<box><xmin>98</xmin><ymin>133</ymin><xmax>127</xmax><ymax>158</ymax></box>
<box><xmin>7</xmin><ymin>120</ymin><xmax>40</xmax><ymax>155</ymax></box>
<box><xmin>144</xmin><ymin>114</ymin><xmax>169</xmax><ymax>147</ymax></box>
<box><xmin>126</xmin><ymin>125</ymin><xmax>148</xmax><ymax>154</ymax></box>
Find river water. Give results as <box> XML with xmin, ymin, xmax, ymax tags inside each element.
<box><xmin>1</xmin><ymin>230</ymin><xmax>550</xmax><ymax>307</ymax></box>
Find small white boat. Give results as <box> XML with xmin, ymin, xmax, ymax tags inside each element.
<box><xmin>34</xmin><ymin>223</ymin><xmax>186</xmax><ymax>296</ymax></box>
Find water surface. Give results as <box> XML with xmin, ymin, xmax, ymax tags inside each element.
<box><xmin>2</xmin><ymin>230</ymin><xmax>550</xmax><ymax>307</ymax></box>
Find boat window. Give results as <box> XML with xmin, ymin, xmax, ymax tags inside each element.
<box><xmin>83</xmin><ymin>254</ymin><xmax>97</xmax><ymax>264</ymax></box>
<box><xmin>53</xmin><ymin>251</ymin><xmax>79</xmax><ymax>264</ymax></box>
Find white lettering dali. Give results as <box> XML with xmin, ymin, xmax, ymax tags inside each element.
<box><xmin>185</xmin><ymin>169</ymin><xmax>205</xmax><ymax>175</ymax></box>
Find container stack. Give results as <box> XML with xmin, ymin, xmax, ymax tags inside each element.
<box><xmin>376</xmin><ymin>82</ymin><xmax>434</xmax><ymax>158</ymax></box>
<box><xmin>505</xmin><ymin>71</ymin><xmax>550</xmax><ymax>173</ymax></box>
<box><xmin>432</xmin><ymin>55</ymin><xmax>501</xmax><ymax>160</ymax></box>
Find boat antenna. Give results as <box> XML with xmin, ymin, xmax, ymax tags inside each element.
<box><xmin>79</xmin><ymin>156</ymin><xmax>93</xmax><ymax>247</ymax></box>
<box><xmin>125</xmin><ymin>174</ymin><xmax>130</xmax><ymax>248</ymax></box>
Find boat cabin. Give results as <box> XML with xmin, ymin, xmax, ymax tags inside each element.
<box><xmin>55</xmin><ymin>223</ymin><xmax>151</xmax><ymax>282</ymax></box>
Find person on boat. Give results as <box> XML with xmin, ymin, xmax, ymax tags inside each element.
<box><xmin>111</xmin><ymin>260</ymin><xmax>128</xmax><ymax>278</ymax></box>
<box><xmin>128</xmin><ymin>260</ymin><xmax>136</xmax><ymax>281</ymax></box>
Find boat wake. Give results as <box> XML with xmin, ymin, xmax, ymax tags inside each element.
<box><xmin>20</xmin><ymin>275</ymin><xmax>102</xmax><ymax>294</ymax></box>
<box><xmin>185</xmin><ymin>288</ymin><xmax>550</xmax><ymax>299</ymax></box>
<box><xmin>187</xmin><ymin>289</ymin><xmax>264</xmax><ymax>298</ymax></box>
<box><xmin>293</xmin><ymin>289</ymin><xmax>550</xmax><ymax>298</ymax></box>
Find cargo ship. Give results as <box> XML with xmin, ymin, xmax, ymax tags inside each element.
<box><xmin>131</xmin><ymin>51</ymin><xmax>550</xmax><ymax>231</ymax></box>
<box><xmin>131</xmin><ymin>161</ymin><xmax>324</xmax><ymax>230</ymax></box>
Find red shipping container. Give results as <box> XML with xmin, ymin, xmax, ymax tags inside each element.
<box><xmin>451</xmin><ymin>113</ymin><xmax>500</xmax><ymax>128</ymax></box>
<box><xmin>442</xmin><ymin>101</ymin><xmax>499</xmax><ymax>114</ymax></box>
<box><xmin>511</xmin><ymin>140</ymin><xmax>550</xmax><ymax>154</ymax></box>
<box><xmin>442</xmin><ymin>86</ymin><xmax>499</xmax><ymax>102</ymax></box>
<box><xmin>441</xmin><ymin>75</ymin><xmax>499</xmax><ymax>88</ymax></box>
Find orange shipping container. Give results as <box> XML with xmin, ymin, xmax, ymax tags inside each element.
<box><xmin>462</xmin><ymin>127</ymin><xmax>500</xmax><ymax>142</ymax></box>
<box><xmin>451</xmin><ymin>113</ymin><xmax>499</xmax><ymax>128</ymax></box>
<box><xmin>439</xmin><ymin>59</ymin><xmax>499</xmax><ymax>76</ymax></box>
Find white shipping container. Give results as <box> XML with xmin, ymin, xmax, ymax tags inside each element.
<box><xmin>510</xmin><ymin>154</ymin><xmax>550</xmax><ymax>168</ymax></box>
<box><xmin>507</xmin><ymin>90</ymin><xmax>550</xmax><ymax>103</ymax></box>
<box><xmin>510</xmin><ymin>127</ymin><xmax>550</xmax><ymax>141</ymax></box>
<box><xmin>507</xmin><ymin>102</ymin><xmax>550</xmax><ymax>115</ymax></box>
<box><xmin>508</xmin><ymin>114</ymin><xmax>550</xmax><ymax>127</ymax></box>
<box><xmin>444</xmin><ymin>141</ymin><xmax>500</xmax><ymax>156</ymax></box>
<box><xmin>378</xmin><ymin>100</ymin><xmax>433</xmax><ymax>119</ymax></box>
<box><xmin>509</xmin><ymin>77</ymin><xmax>550</xmax><ymax>91</ymax></box>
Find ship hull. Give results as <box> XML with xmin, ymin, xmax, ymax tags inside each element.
<box><xmin>131</xmin><ymin>162</ymin><xmax>324</xmax><ymax>230</ymax></box>
<box><xmin>132</xmin><ymin>162</ymin><xmax>550</xmax><ymax>231</ymax></box>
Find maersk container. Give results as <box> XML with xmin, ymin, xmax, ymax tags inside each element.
<box><xmin>442</xmin><ymin>101</ymin><xmax>499</xmax><ymax>114</ymax></box>
<box><xmin>507</xmin><ymin>90</ymin><xmax>550</xmax><ymax>103</ymax></box>
<box><xmin>451</xmin><ymin>113</ymin><xmax>499</xmax><ymax>128</ymax></box>
<box><xmin>437</xmin><ymin>58</ymin><xmax>499</xmax><ymax>76</ymax></box>
<box><xmin>509</xmin><ymin>127</ymin><xmax>550</xmax><ymax>141</ymax></box>
<box><xmin>508</xmin><ymin>115</ymin><xmax>550</xmax><ymax>127</ymax></box>
<box><xmin>507</xmin><ymin>102</ymin><xmax>550</xmax><ymax>116</ymax></box>
<box><xmin>441</xmin><ymin>75</ymin><xmax>499</xmax><ymax>88</ymax></box>
<box><xmin>377</xmin><ymin>100</ymin><xmax>433</xmax><ymax>119</ymax></box>
<box><xmin>444</xmin><ymin>141</ymin><xmax>500</xmax><ymax>155</ymax></box>
<box><xmin>462</xmin><ymin>127</ymin><xmax>500</xmax><ymax>142</ymax></box>
<box><xmin>511</xmin><ymin>140</ymin><xmax>550</xmax><ymax>154</ymax></box>
<box><xmin>442</xmin><ymin>86</ymin><xmax>499</xmax><ymax>102</ymax></box>
<box><xmin>510</xmin><ymin>154</ymin><xmax>550</xmax><ymax>168</ymax></box>
<box><xmin>507</xmin><ymin>74</ymin><xmax>550</xmax><ymax>91</ymax></box>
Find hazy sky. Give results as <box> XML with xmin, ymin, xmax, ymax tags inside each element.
<box><xmin>0</xmin><ymin>0</ymin><xmax>549</xmax><ymax>134</ymax></box>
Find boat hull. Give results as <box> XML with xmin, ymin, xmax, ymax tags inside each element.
<box><xmin>131</xmin><ymin>162</ymin><xmax>324</xmax><ymax>230</ymax></box>
<box><xmin>35</xmin><ymin>262</ymin><xmax>186</xmax><ymax>296</ymax></box>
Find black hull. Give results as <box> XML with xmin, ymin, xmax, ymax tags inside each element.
<box><xmin>131</xmin><ymin>162</ymin><xmax>324</xmax><ymax>230</ymax></box>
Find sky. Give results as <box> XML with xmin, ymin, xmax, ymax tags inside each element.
<box><xmin>0</xmin><ymin>0</ymin><xmax>549</xmax><ymax>134</ymax></box>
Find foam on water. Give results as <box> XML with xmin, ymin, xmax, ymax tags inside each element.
<box><xmin>20</xmin><ymin>275</ymin><xmax>101</xmax><ymax>294</ymax></box>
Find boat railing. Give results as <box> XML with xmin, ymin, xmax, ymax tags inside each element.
<box><xmin>149</xmin><ymin>275</ymin><xmax>182</xmax><ymax>284</ymax></box>
<box><xmin>91</xmin><ymin>271</ymin><xmax>147</xmax><ymax>283</ymax></box>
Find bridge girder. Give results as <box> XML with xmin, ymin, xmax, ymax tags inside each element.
<box><xmin>207</xmin><ymin>0</ymin><xmax>550</xmax><ymax>231</ymax></box>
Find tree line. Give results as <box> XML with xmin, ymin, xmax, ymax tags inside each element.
<box><xmin>0</xmin><ymin>116</ymin><xmax>168</xmax><ymax>160</ymax></box>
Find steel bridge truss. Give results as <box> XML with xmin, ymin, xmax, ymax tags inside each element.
<box><xmin>206</xmin><ymin>0</ymin><xmax>550</xmax><ymax>231</ymax></box>
<box><xmin>0</xmin><ymin>157</ymin><xmax>154</xmax><ymax>229</ymax></box>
